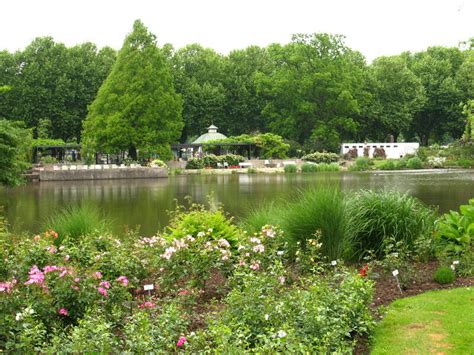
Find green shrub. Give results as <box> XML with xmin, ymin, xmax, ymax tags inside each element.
<box><xmin>435</xmin><ymin>199</ymin><xmax>474</xmax><ymax>260</ymax></box>
<box><xmin>192</xmin><ymin>270</ymin><xmax>374</xmax><ymax>353</ymax></box>
<box><xmin>379</xmin><ymin>160</ymin><xmax>398</xmax><ymax>170</ymax></box>
<box><xmin>44</xmin><ymin>204</ymin><xmax>112</xmax><ymax>244</ymax></box>
<box><xmin>247</xmin><ymin>167</ymin><xmax>257</xmax><ymax>174</ymax></box>
<box><xmin>456</xmin><ymin>158</ymin><xmax>473</xmax><ymax>168</ymax></box>
<box><xmin>221</xmin><ymin>154</ymin><xmax>245</xmax><ymax>166</ymax></box>
<box><xmin>149</xmin><ymin>159</ymin><xmax>167</xmax><ymax>167</ymax></box>
<box><xmin>203</xmin><ymin>154</ymin><xmax>220</xmax><ymax>168</ymax></box>
<box><xmin>406</xmin><ymin>157</ymin><xmax>423</xmax><ymax>169</ymax></box>
<box><xmin>346</xmin><ymin>191</ymin><xmax>436</xmax><ymax>260</ymax></box>
<box><xmin>301</xmin><ymin>152</ymin><xmax>340</xmax><ymax>164</ymax></box>
<box><xmin>39</xmin><ymin>156</ymin><xmax>58</xmax><ymax>164</ymax></box>
<box><xmin>433</xmin><ymin>266</ymin><xmax>456</xmax><ymax>284</ymax></box>
<box><xmin>349</xmin><ymin>157</ymin><xmax>371</xmax><ymax>171</ymax></box>
<box><xmin>185</xmin><ymin>157</ymin><xmax>204</xmax><ymax>169</ymax></box>
<box><xmin>284</xmin><ymin>164</ymin><xmax>297</xmax><ymax>173</ymax></box>
<box><xmin>165</xmin><ymin>201</ymin><xmax>242</xmax><ymax>247</ymax></box>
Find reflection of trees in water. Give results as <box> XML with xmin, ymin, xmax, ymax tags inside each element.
<box><xmin>2</xmin><ymin>171</ymin><xmax>474</xmax><ymax>235</ymax></box>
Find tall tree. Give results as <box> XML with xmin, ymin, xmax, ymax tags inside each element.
<box><xmin>363</xmin><ymin>56</ymin><xmax>425</xmax><ymax>141</ymax></box>
<box><xmin>0</xmin><ymin>38</ymin><xmax>115</xmax><ymax>141</ymax></box>
<box><xmin>408</xmin><ymin>47</ymin><xmax>465</xmax><ymax>145</ymax></box>
<box><xmin>171</xmin><ymin>44</ymin><xmax>225</xmax><ymax>142</ymax></box>
<box><xmin>256</xmin><ymin>34</ymin><xmax>367</xmax><ymax>152</ymax></box>
<box><xmin>0</xmin><ymin>120</ymin><xmax>32</xmax><ymax>186</ymax></box>
<box><xmin>222</xmin><ymin>46</ymin><xmax>272</xmax><ymax>136</ymax></box>
<box><xmin>82</xmin><ymin>20</ymin><xmax>183</xmax><ymax>160</ymax></box>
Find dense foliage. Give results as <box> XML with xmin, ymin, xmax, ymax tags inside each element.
<box><xmin>81</xmin><ymin>20</ymin><xmax>183</xmax><ymax>161</ymax></box>
<box><xmin>185</xmin><ymin>154</ymin><xmax>245</xmax><ymax>169</ymax></box>
<box><xmin>0</xmin><ymin>120</ymin><xmax>32</xmax><ymax>186</ymax></box>
<box><xmin>2</xmin><ymin>28</ymin><xmax>471</xmax><ymax>157</ymax></box>
<box><xmin>0</xmin><ymin>202</ymin><xmax>375</xmax><ymax>352</ymax></box>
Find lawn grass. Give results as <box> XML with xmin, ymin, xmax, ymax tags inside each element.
<box><xmin>371</xmin><ymin>287</ymin><xmax>474</xmax><ymax>354</ymax></box>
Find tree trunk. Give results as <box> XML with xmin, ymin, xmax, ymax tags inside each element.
<box><xmin>128</xmin><ymin>146</ymin><xmax>137</xmax><ymax>161</ymax></box>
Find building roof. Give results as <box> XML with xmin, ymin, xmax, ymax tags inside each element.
<box><xmin>193</xmin><ymin>125</ymin><xmax>227</xmax><ymax>144</ymax></box>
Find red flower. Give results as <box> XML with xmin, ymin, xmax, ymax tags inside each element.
<box><xmin>359</xmin><ymin>264</ymin><xmax>369</xmax><ymax>277</ymax></box>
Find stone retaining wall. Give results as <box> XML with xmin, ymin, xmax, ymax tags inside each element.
<box><xmin>39</xmin><ymin>167</ymin><xmax>167</xmax><ymax>181</ymax></box>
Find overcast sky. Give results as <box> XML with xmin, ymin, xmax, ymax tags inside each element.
<box><xmin>1</xmin><ymin>0</ymin><xmax>472</xmax><ymax>61</ymax></box>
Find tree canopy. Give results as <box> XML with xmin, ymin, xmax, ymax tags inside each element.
<box><xmin>0</xmin><ymin>120</ymin><xmax>32</xmax><ymax>186</ymax></box>
<box><xmin>81</xmin><ymin>20</ymin><xmax>183</xmax><ymax>160</ymax></box>
<box><xmin>1</xmin><ymin>25</ymin><xmax>472</xmax><ymax>155</ymax></box>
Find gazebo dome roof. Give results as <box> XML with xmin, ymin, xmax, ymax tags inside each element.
<box><xmin>193</xmin><ymin>125</ymin><xmax>227</xmax><ymax>144</ymax></box>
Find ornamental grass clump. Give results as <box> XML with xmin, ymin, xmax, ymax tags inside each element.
<box><xmin>345</xmin><ymin>190</ymin><xmax>436</xmax><ymax>260</ymax></box>
<box><xmin>243</xmin><ymin>188</ymin><xmax>349</xmax><ymax>260</ymax></box>
<box><xmin>44</xmin><ymin>204</ymin><xmax>112</xmax><ymax>244</ymax></box>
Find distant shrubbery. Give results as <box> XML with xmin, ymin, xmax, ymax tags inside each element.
<box><xmin>301</xmin><ymin>162</ymin><xmax>340</xmax><ymax>172</ymax></box>
<box><xmin>185</xmin><ymin>154</ymin><xmax>245</xmax><ymax>169</ymax></box>
<box><xmin>301</xmin><ymin>152</ymin><xmax>340</xmax><ymax>164</ymax></box>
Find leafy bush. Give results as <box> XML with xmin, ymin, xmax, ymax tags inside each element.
<box><xmin>406</xmin><ymin>157</ymin><xmax>423</xmax><ymax>169</ymax></box>
<box><xmin>220</xmin><ymin>154</ymin><xmax>245</xmax><ymax>166</ymax></box>
<box><xmin>191</xmin><ymin>270</ymin><xmax>374</xmax><ymax>353</ymax></box>
<box><xmin>185</xmin><ymin>155</ymin><xmax>245</xmax><ymax>169</ymax></box>
<box><xmin>185</xmin><ymin>157</ymin><xmax>204</xmax><ymax>169</ymax></box>
<box><xmin>346</xmin><ymin>191</ymin><xmax>436</xmax><ymax>260</ymax></box>
<box><xmin>283</xmin><ymin>164</ymin><xmax>297</xmax><ymax>173</ymax></box>
<box><xmin>203</xmin><ymin>154</ymin><xmax>220</xmax><ymax>168</ymax></box>
<box><xmin>149</xmin><ymin>159</ymin><xmax>167</xmax><ymax>167</ymax></box>
<box><xmin>435</xmin><ymin>199</ymin><xmax>474</xmax><ymax>260</ymax></box>
<box><xmin>0</xmin><ymin>120</ymin><xmax>32</xmax><ymax>186</ymax></box>
<box><xmin>379</xmin><ymin>160</ymin><xmax>398</xmax><ymax>170</ymax></box>
<box><xmin>426</xmin><ymin>156</ymin><xmax>445</xmax><ymax>168</ymax></box>
<box><xmin>349</xmin><ymin>157</ymin><xmax>371</xmax><ymax>171</ymax></box>
<box><xmin>302</xmin><ymin>152</ymin><xmax>340</xmax><ymax>164</ymax></box>
<box><xmin>247</xmin><ymin>167</ymin><xmax>257</xmax><ymax>174</ymax></box>
<box><xmin>165</xmin><ymin>201</ymin><xmax>242</xmax><ymax>247</ymax></box>
<box><xmin>433</xmin><ymin>266</ymin><xmax>455</xmax><ymax>284</ymax></box>
<box><xmin>39</xmin><ymin>155</ymin><xmax>58</xmax><ymax>164</ymax></box>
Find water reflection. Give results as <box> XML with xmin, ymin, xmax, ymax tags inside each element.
<box><xmin>1</xmin><ymin>171</ymin><xmax>474</xmax><ymax>235</ymax></box>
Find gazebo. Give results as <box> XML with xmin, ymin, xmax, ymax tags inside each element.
<box><xmin>171</xmin><ymin>125</ymin><xmax>255</xmax><ymax>160</ymax></box>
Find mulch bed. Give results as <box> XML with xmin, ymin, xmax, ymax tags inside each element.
<box><xmin>354</xmin><ymin>261</ymin><xmax>474</xmax><ymax>354</ymax></box>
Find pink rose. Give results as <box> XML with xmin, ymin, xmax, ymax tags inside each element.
<box><xmin>176</xmin><ymin>336</ymin><xmax>187</xmax><ymax>347</ymax></box>
<box><xmin>97</xmin><ymin>287</ymin><xmax>108</xmax><ymax>297</ymax></box>
<box><xmin>58</xmin><ymin>308</ymin><xmax>68</xmax><ymax>316</ymax></box>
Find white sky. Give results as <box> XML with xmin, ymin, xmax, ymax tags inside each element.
<box><xmin>1</xmin><ymin>0</ymin><xmax>472</xmax><ymax>61</ymax></box>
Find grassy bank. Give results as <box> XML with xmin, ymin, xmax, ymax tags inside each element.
<box><xmin>371</xmin><ymin>288</ymin><xmax>474</xmax><ymax>354</ymax></box>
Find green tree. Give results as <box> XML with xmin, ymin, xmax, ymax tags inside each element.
<box><xmin>0</xmin><ymin>38</ymin><xmax>115</xmax><ymax>142</ymax></box>
<box><xmin>363</xmin><ymin>56</ymin><xmax>425</xmax><ymax>141</ymax></box>
<box><xmin>462</xmin><ymin>100</ymin><xmax>474</xmax><ymax>142</ymax></box>
<box><xmin>0</xmin><ymin>120</ymin><xmax>32</xmax><ymax>186</ymax></box>
<box><xmin>222</xmin><ymin>46</ymin><xmax>272</xmax><ymax>136</ymax></box>
<box><xmin>82</xmin><ymin>20</ymin><xmax>183</xmax><ymax>160</ymax></box>
<box><xmin>256</xmin><ymin>34</ymin><xmax>367</xmax><ymax>152</ymax></box>
<box><xmin>171</xmin><ymin>44</ymin><xmax>225</xmax><ymax>142</ymax></box>
<box><xmin>408</xmin><ymin>47</ymin><xmax>465</xmax><ymax>145</ymax></box>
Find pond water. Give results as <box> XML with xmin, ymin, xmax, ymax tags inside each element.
<box><xmin>1</xmin><ymin>170</ymin><xmax>474</xmax><ymax>236</ymax></box>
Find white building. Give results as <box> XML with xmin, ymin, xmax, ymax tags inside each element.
<box><xmin>340</xmin><ymin>142</ymin><xmax>419</xmax><ymax>159</ymax></box>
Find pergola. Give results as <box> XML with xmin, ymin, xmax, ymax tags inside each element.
<box><xmin>33</xmin><ymin>144</ymin><xmax>81</xmax><ymax>163</ymax></box>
